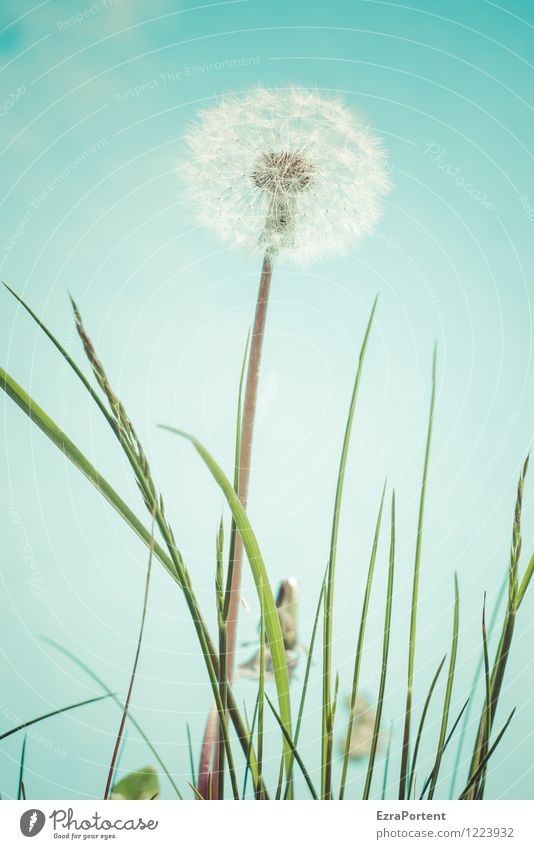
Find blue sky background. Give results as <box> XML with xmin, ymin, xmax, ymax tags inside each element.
<box><xmin>1</xmin><ymin>0</ymin><xmax>533</xmax><ymax>800</ymax></box>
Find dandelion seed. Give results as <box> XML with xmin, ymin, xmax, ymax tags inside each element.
<box><xmin>182</xmin><ymin>86</ymin><xmax>391</xmax><ymax>263</ymax></box>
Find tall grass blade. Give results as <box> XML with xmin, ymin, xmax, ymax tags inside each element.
<box><xmin>399</xmin><ymin>345</ymin><xmax>437</xmax><ymax>799</ymax></box>
<box><xmin>419</xmin><ymin>698</ymin><xmax>469</xmax><ymax>800</ymax></box>
<box><xmin>427</xmin><ymin>573</ymin><xmax>459</xmax><ymax>799</ymax></box>
<box><xmin>17</xmin><ymin>736</ymin><xmax>27</xmax><ymax>801</ymax></box>
<box><xmin>323</xmin><ymin>296</ymin><xmax>378</xmax><ymax>799</ymax></box>
<box><xmin>265</xmin><ymin>694</ymin><xmax>318</xmax><ymax>800</ymax></box>
<box><xmin>363</xmin><ymin>490</ymin><xmax>395</xmax><ymax>800</ymax></box>
<box><xmin>160</xmin><ymin>425</ymin><xmax>292</xmax><ymax>773</ymax></box>
<box><xmin>339</xmin><ymin>481</ymin><xmax>386</xmax><ymax>800</ymax></box>
<box><xmin>407</xmin><ymin>656</ymin><xmax>446</xmax><ymax>800</ymax></box>
<box><xmin>381</xmin><ymin>724</ymin><xmax>393</xmax><ymax>800</ymax></box>
<box><xmin>283</xmin><ymin>565</ymin><xmax>328</xmax><ymax>800</ymax></box>
<box><xmin>104</xmin><ymin>513</ymin><xmax>156</xmax><ymax>800</ymax></box>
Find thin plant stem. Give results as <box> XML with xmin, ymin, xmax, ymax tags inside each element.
<box><xmin>407</xmin><ymin>656</ymin><xmax>446</xmax><ymax>800</ymax></box>
<box><xmin>427</xmin><ymin>573</ymin><xmax>460</xmax><ymax>800</ymax></box>
<box><xmin>363</xmin><ymin>490</ymin><xmax>395</xmax><ymax>800</ymax></box>
<box><xmin>339</xmin><ymin>481</ymin><xmax>386</xmax><ymax>800</ymax></box>
<box><xmin>322</xmin><ymin>297</ymin><xmax>378</xmax><ymax>799</ymax></box>
<box><xmin>399</xmin><ymin>346</ymin><xmax>437</xmax><ymax>800</ymax></box>
<box><xmin>104</xmin><ymin>512</ymin><xmax>155</xmax><ymax>800</ymax></box>
<box><xmin>226</xmin><ymin>254</ymin><xmax>273</xmax><ymax>676</ymax></box>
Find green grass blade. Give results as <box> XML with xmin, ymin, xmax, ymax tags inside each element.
<box><xmin>363</xmin><ymin>490</ymin><xmax>396</xmax><ymax>800</ymax></box>
<box><xmin>448</xmin><ymin>573</ymin><xmax>507</xmax><ymax>798</ymax></box>
<box><xmin>339</xmin><ymin>481</ymin><xmax>386</xmax><ymax>800</ymax></box>
<box><xmin>242</xmin><ymin>696</ymin><xmax>260</xmax><ymax>800</ymax></box>
<box><xmin>186</xmin><ymin>723</ymin><xmax>196</xmax><ymax>789</ymax></box>
<box><xmin>265</xmin><ymin>694</ymin><xmax>318</xmax><ymax>800</ymax></box>
<box><xmin>427</xmin><ymin>573</ymin><xmax>459</xmax><ymax>799</ymax></box>
<box><xmin>283</xmin><ymin>565</ymin><xmax>327</xmax><ymax>800</ymax></box>
<box><xmin>407</xmin><ymin>655</ymin><xmax>446</xmax><ymax>799</ymax></box>
<box><xmin>419</xmin><ymin>698</ymin><xmax>469</xmax><ymax>800</ymax></box>
<box><xmin>256</xmin><ymin>579</ymin><xmax>266</xmax><ymax>800</ymax></box>
<box><xmin>17</xmin><ymin>735</ymin><xmax>27</xmax><ymax>801</ymax></box>
<box><xmin>323</xmin><ymin>296</ymin><xmax>378</xmax><ymax>799</ymax></box>
<box><xmin>0</xmin><ymin>694</ymin><xmax>111</xmax><ymax>741</ymax></box>
<box><xmin>399</xmin><ymin>345</ymin><xmax>437</xmax><ymax>799</ymax></box>
<box><xmin>160</xmin><ymin>425</ymin><xmax>292</xmax><ymax>772</ymax></box>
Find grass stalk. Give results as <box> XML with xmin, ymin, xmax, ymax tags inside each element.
<box><xmin>399</xmin><ymin>345</ymin><xmax>437</xmax><ymax>799</ymax></box>
<box><xmin>363</xmin><ymin>490</ymin><xmax>395</xmax><ymax>800</ymax></box>
<box><xmin>339</xmin><ymin>481</ymin><xmax>386</xmax><ymax>800</ymax></box>
<box><xmin>322</xmin><ymin>296</ymin><xmax>378</xmax><ymax>799</ymax></box>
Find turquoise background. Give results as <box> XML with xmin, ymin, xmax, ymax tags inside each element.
<box><xmin>1</xmin><ymin>0</ymin><xmax>533</xmax><ymax>800</ymax></box>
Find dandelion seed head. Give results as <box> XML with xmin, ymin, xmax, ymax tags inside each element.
<box><xmin>181</xmin><ymin>86</ymin><xmax>391</xmax><ymax>264</ymax></box>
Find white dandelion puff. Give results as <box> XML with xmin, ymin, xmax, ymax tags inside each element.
<box><xmin>181</xmin><ymin>86</ymin><xmax>391</xmax><ymax>264</ymax></box>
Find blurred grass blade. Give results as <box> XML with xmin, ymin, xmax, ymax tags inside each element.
<box><xmin>0</xmin><ymin>694</ymin><xmax>111</xmax><ymax>741</ymax></box>
<box><xmin>340</xmin><ymin>481</ymin><xmax>386</xmax><ymax>800</ymax></box>
<box><xmin>363</xmin><ymin>490</ymin><xmax>395</xmax><ymax>800</ymax></box>
<box><xmin>459</xmin><ymin>709</ymin><xmax>516</xmax><ymax>800</ymax></box>
<box><xmin>265</xmin><ymin>694</ymin><xmax>318</xmax><ymax>800</ymax></box>
<box><xmin>41</xmin><ymin>636</ymin><xmax>182</xmax><ymax>799</ymax></box>
<box><xmin>160</xmin><ymin>425</ymin><xmax>292</xmax><ymax>771</ymax></box>
<box><xmin>186</xmin><ymin>723</ymin><xmax>196</xmax><ymax>789</ymax></box>
<box><xmin>399</xmin><ymin>345</ymin><xmax>437</xmax><ymax>800</ymax></box>
<box><xmin>427</xmin><ymin>573</ymin><xmax>459</xmax><ymax>800</ymax></box>
<box><xmin>407</xmin><ymin>656</ymin><xmax>446</xmax><ymax>799</ymax></box>
<box><xmin>381</xmin><ymin>724</ymin><xmax>393</xmax><ymax>800</ymax></box>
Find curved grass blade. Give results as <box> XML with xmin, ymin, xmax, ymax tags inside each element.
<box><xmin>407</xmin><ymin>655</ymin><xmax>446</xmax><ymax>800</ymax></box>
<box><xmin>41</xmin><ymin>636</ymin><xmax>182</xmax><ymax>799</ymax></box>
<box><xmin>363</xmin><ymin>490</ymin><xmax>395</xmax><ymax>800</ymax></box>
<box><xmin>0</xmin><ymin>367</ymin><xmax>259</xmax><ymax>789</ymax></box>
<box><xmin>186</xmin><ymin>723</ymin><xmax>195</xmax><ymax>789</ymax></box>
<box><xmin>265</xmin><ymin>693</ymin><xmax>318</xmax><ymax>800</ymax></box>
<box><xmin>242</xmin><ymin>695</ymin><xmax>260</xmax><ymax>800</ymax></box>
<box><xmin>427</xmin><ymin>573</ymin><xmax>459</xmax><ymax>800</ymax></box>
<box><xmin>339</xmin><ymin>481</ymin><xmax>386</xmax><ymax>800</ymax></box>
<box><xmin>399</xmin><ymin>345</ymin><xmax>437</xmax><ymax>800</ymax></box>
<box><xmin>160</xmin><ymin>425</ymin><xmax>292</xmax><ymax>773</ymax></box>
<box><xmin>256</xmin><ymin>579</ymin><xmax>266</xmax><ymax>800</ymax></box>
<box><xmin>0</xmin><ymin>694</ymin><xmax>111</xmax><ymax>742</ymax></box>
<box><xmin>323</xmin><ymin>296</ymin><xmax>378</xmax><ymax>799</ymax></box>
<box><xmin>2</xmin><ymin>288</ymin><xmax>262</xmax><ymax>790</ymax></box>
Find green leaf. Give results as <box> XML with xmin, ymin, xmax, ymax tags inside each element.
<box><xmin>111</xmin><ymin>766</ymin><xmax>159</xmax><ymax>800</ymax></box>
